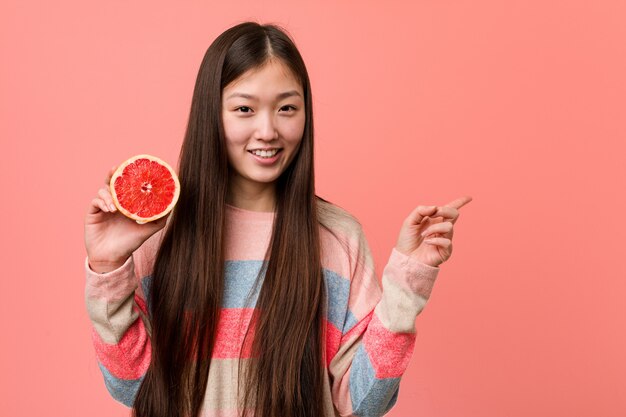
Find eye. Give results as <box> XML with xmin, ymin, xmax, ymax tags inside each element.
<box><xmin>235</xmin><ymin>106</ymin><xmax>252</xmax><ymax>113</ymax></box>
<box><xmin>280</xmin><ymin>105</ymin><xmax>297</xmax><ymax>113</ymax></box>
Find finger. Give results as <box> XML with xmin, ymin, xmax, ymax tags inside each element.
<box><xmin>443</xmin><ymin>195</ymin><xmax>472</xmax><ymax>210</ymax></box>
<box><xmin>404</xmin><ymin>205</ymin><xmax>439</xmax><ymax>226</ymax></box>
<box><xmin>424</xmin><ymin>237</ymin><xmax>452</xmax><ymax>248</ymax></box>
<box><xmin>421</xmin><ymin>221</ymin><xmax>454</xmax><ymax>239</ymax></box>
<box><xmin>429</xmin><ymin>206</ymin><xmax>460</xmax><ymax>224</ymax></box>
<box><xmin>88</xmin><ymin>198</ymin><xmax>109</xmax><ymax>214</ymax></box>
<box><xmin>98</xmin><ymin>187</ymin><xmax>117</xmax><ymax>212</ymax></box>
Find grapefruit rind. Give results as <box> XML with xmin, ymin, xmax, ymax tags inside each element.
<box><xmin>109</xmin><ymin>154</ymin><xmax>181</xmax><ymax>224</ymax></box>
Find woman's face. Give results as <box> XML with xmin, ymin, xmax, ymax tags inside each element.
<box><xmin>221</xmin><ymin>59</ymin><xmax>305</xmax><ymax>195</ymax></box>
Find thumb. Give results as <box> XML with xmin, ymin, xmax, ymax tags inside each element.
<box><xmin>152</xmin><ymin>215</ymin><xmax>169</xmax><ymax>229</ymax></box>
<box><xmin>141</xmin><ymin>214</ymin><xmax>169</xmax><ymax>237</ymax></box>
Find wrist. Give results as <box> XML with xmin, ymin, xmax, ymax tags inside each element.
<box><xmin>87</xmin><ymin>257</ymin><xmax>129</xmax><ymax>274</ymax></box>
<box><xmin>394</xmin><ymin>245</ymin><xmax>411</xmax><ymax>257</ymax></box>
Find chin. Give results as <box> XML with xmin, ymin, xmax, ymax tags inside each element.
<box><xmin>244</xmin><ymin>173</ymin><xmax>280</xmax><ymax>184</ymax></box>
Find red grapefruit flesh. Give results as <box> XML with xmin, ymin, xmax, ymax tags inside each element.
<box><xmin>109</xmin><ymin>154</ymin><xmax>180</xmax><ymax>224</ymax></box>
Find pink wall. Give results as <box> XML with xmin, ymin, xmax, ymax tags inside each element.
<box><xmin>1</xmin><ymin>1</ymin><xmax>624</xmax><ymax>416</ymax></box>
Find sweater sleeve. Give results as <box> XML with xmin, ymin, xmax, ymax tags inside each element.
<box><xmin>328</xmin><ymin>226</ymin><xmax>440</xmax><ymax>417</ymax></box>
<box><xmin>84</xmin><ymin>247</ymin><xmax>154</xmax><ymax>407</ymax></box>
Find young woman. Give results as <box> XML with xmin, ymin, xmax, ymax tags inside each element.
<box><xmin>84</xmin><ymin>21</ymin><xmax>471</xmax><ymax>417</ymax></box>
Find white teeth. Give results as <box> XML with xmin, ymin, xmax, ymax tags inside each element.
<box><xmin>251</xmin><ymin>149</ymin><xmax>279</xmax><ymax>158</ymax></box>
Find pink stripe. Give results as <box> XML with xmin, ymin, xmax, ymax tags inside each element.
<box><xmin>345</xmin><ymin>265</ymin><xmax>381</xmax><ymax>324</ymax></box>
<box><xmin>134</xmin><ymin>293</ymin><xmax>148</xmax><ymax>315</ymax></box>
<box><xmin>212</xmin><ymin>308</ymin><xmax>256</xmax><ymax>358</ymax></box>
<box><xmin>85</xmin><ymin>256</ymin><xmax>137</xmax><ymax>303</ymax></box>
<box><xmin>325</xmin><ymin>320</ymin><xmax>342</xmax><ymax>368</ymax></box>
<box><xmin>92</xmin><ymin>314</ymin><xmax>151</xmax><ymax>380</ymax></box>
<box><xmin>132</xmin><ymin>229</ymin><xmax>165</xmax><ymax>278</ymax></box>
<box><xmin>342</xmin><ymin>310</ymin><xmax>374</xmax><ymax>343</ymax></box>
<box><xmin>363</xmin><ymin>312</ymin><xmax>416</xmax><ymax>379</ymax></box>
<box><xmin>319</xmin><ymin>227</ymin><xmax>355</xmax><ymax>276</ymax></box>
<box><xmin>224</xmin><ymin>207</ymin><xmax>274</xmax><ymax>260</ymax></box>
<box><xmin>386</xmin><ymin>248</ymin><xmax>439</xmax><ymax>299</ymax></box>
<box><xmin>93</xmin><ymin>294</ymin><xmax>151</xmax><ymax>379</ymax></box>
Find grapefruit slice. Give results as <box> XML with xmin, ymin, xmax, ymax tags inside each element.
<box><xmin>109</xmin><ymin>154</ymin><xmax>180</xmax><ymax>224</ymax></box>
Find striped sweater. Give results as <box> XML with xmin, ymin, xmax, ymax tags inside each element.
<box><xmin>84</xmin><ymin>200</ymin><xmax>440</xmax><ymax>416</ymax></box>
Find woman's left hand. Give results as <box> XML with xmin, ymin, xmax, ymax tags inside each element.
<box><xmin>395</xmin><ymin>196</ymin><xmax>472</xmax><ymax>268</ymax></box>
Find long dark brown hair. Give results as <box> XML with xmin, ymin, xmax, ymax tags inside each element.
<box><xmin>132</xmin><ymin>21</ymin><xmax>329</xmax><ymax>417</ymax></box>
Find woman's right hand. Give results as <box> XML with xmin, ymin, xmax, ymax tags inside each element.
<box><xmin>84</xmin><ymin>165</ymin><xmax>169</xmax><ymax>273</ymax></box>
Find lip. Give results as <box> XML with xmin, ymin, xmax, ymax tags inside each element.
<box><xmin>248</xmin><ymin>147</ymin><xmax>282</xmax><ymax>151</ymax></box>
<box><xmin>248</xmin><ymin>149</ymin><xmax>282</xmax><ymax>165</ymax></box>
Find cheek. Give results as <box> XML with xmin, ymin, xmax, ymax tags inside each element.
<box><xmin>282</xmin><ymin>115</ymin><xmax>306</xmax><ymax>144</ymax></box>
<box><xmin>222</xmin><ymin>116</ymin><xmax>249</xmax><ymax>147</ymax></box>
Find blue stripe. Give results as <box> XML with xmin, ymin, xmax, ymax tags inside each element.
<box><xmin>97</xmin><ymin>362</ymin><xmax>143</xmax><ymax>408</ymax></box>
<box><xmin>342</xmin><ymin>310</ymin><xmax>360</xmax><ymax>334</ymax></box>
<box><xmin>139</xmin><ymin>261</ymin><xmax>356</xmax><ymax>333</ymax></box>
<box><xmin>223</xmin><ymin>260</ymin><xmax>266</xmax><ymax>308</ymax></box>
<box><xmin>349</xmin><ymin>344</ymin><xmax>401</xmax><ymax>416</ymax></box>
<box><xmin>140</xmin><ymin>275</ymin><xmax>153</xmax><ymax>317</ymax></box>
<box><xmin>322</xmin><ymin>268</ymin><xmax>351</xmax><ymax>330</ymax></box>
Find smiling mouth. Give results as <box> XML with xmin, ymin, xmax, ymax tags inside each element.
<box><xmin>248</xmin><ymin>149</ymin><xmax>283</xmax><ymax>158</ymax></box>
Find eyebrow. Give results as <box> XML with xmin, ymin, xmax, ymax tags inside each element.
<box><xmin>225</xmin><ymin>90</ymin><xmax>302</xmax><ymax>101</ymax></box>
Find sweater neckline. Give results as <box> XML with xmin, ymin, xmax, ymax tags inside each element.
<box><xmin>225</xmin><ymin>203</ymin><xmax>276</xmax><ymax>221</ymax></box>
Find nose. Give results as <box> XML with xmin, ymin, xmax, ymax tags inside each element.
<box><xmin>253</xmin><ymin>111</ymin><xmax>278</xmax><ymax>141</ymax></box>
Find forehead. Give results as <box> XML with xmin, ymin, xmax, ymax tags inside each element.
<box><xmin>223</xmin><ymin>59</ymin><xmax>302</xmax><ymax>96</ymax></box>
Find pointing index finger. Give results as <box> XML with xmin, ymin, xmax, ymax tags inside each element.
<box><xmin>444</xmin><ymin>195</ymin><xmax>473</xmax><ymax>210</ymax></box>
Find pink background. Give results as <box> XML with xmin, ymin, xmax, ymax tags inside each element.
<box><xmin>1</xmin><ymin>0</ymin><xmax>624</xmax><ymax>416</ymax></box>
